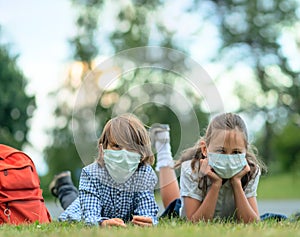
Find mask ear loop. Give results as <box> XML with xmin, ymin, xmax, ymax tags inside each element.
<box><xmin>98</xmin><ymin>143</ymin><xmax>105</xmax><ymax>167</ymax></box>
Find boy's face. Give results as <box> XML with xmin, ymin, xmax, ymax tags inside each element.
<box><xmin>107</xmin><ymin>143</ymin><xmax>122</xmax><ymax>151</ymax></box>
<box><xmin>203</xmin><ymin>129</ymin><xmax>247</xmax><ymax>156</ymax></box>
<box><xmin>106</xmin><ymin>143</ymin><xmax>137</xmax><ymax>154</ymax></box>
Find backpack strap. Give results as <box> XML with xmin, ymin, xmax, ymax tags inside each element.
<box><xmin>0</xmin><ymin>144</ymin><xmax>37</xmax><ymax>173</ymax></box>
<box><xmin>0</xmin><ymin>144</ymin><xmax>20</xmax><ymax>159</ymax></box>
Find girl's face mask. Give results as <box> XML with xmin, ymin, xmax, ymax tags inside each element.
<box><xmin>103</xmin><ymin>149</ymin><xmax>141</xmax><ymax>183</ymax></box>
<box><xmin>208</xmin><ymin>152</ymin><xmax>247</xmax><ymax>179</ymax></box>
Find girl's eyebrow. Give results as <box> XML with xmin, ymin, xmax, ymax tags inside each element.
<box><xmin>214</xmin><ymin>146</ymin><xmax>225</xmax><ymax>150</ymax></box>
<box><xmin>215</xmin><ymin>146</ymin><xmax>224</xmax><ymax>149</ymax></box>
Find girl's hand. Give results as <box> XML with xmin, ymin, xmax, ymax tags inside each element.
<box><xmin>230</xmin><ymin>164</ymin><xmax>250</xmax><ymax>184</ymax></box>
<box><xmin>101</xmin><ymin>218</ymin><xmax>127</xmax><ymax>227</ymax></box>
<box><xmin>199</xmin><ymin>158</ymin><xmax>222</xmax><ymax>185</ymax></box>
<box><xmin>131</xmin><ymin>216</ymin><xmax>153</xmax><ymax>227</ymax></box>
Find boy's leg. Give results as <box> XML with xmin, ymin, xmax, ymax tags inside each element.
<box><xmin>49</xmin><ymin>171</ymin><xmax>79</xmax><ymax>210</ymax></box>
<box><xmin>150</xmin><ymin>124</ymin><xmax>180</xmax><ymax>208</ymax></box>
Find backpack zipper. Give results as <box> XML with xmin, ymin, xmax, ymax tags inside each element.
<box><xmin>4</xmin><ymin>203</ymin><xmax>11</xmax><ymax>222</ymax></box>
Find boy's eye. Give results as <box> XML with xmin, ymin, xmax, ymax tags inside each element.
<box><xmin>112</xmin><ymin>144</ymin><xmax>121</xmax><ymax>149</ymax></box>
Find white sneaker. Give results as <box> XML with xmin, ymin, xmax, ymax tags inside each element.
<box><xmin>149</xmin><ymin>123</ymin><xmax>170</xmax><ymax>147</ymax></box>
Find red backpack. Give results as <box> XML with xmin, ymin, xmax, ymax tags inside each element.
<box><xmin>0</xmin><ymin>144</ymin><xmax>51</xmax><ymax>224</ymax></box>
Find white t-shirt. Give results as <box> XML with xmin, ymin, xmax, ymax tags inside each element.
<box><xmin>180</xmin><ymin>160</ymin><xmax>260</xmax><ymax>219</ymax></box>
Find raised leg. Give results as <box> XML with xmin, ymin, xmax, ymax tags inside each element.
<box><xmin>150</xmin><ymin>124</ymin><xmax>180</xmax><ymax>208</ymax></box>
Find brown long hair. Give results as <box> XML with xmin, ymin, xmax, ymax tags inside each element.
<box><xmin>97</xmin><ymin>114</ymin><xmax>154</xmax><ymax>166</ymax></box>
<box><xmin>176</xmin><ymin>113</ymin><xmax>266</xmax><ymax>196</ymax></box>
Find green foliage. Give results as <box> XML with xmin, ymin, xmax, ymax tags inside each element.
<box><xmin>43</xmin><ymin>0</ymin><xmax>209</xmax><ymax>185</ymax></box>
<box><xmin>203</xmin><ymin>0</ymin><xmax>300</xmax><ymax>167</ymax></box>
<box><xmin>0</xmin><ymin>220</ymin><xmax>299</xmax><ymax>237</ymax></box>
<box><xmin>44</xmin><ymin>0</ymin><xmax>300</xmax><ymax>181</ymax></box>
<box><xmin>0</xmin><ymin>36</ymin><xmax>36</xmax><ymax>149</ymax></box>
<box><xmin>258</xmin><ymin>172</ymin><xmax>300</xmax><ymax>199</ymax></box>
<box><xmin>272</xmin><ymin>119</ymin><xmax>300</xmax><ymax>173</ymax></box>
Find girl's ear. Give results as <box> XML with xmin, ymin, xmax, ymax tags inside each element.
<box><xmin>199</xmin><ymin>140</ymin><xmax>207</xmax><ymax>157</ymax></box>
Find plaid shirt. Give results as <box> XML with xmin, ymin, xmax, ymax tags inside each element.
<box><xmin>59</xmin><ymin>162</ymin><xmax>159</xmax><ymax>225</ymax></box>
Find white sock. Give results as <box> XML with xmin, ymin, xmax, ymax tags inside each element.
<box><xmin>155</xmin><ymin>131</ymin><xmax>174</xmax><ymax>171</ymax></box>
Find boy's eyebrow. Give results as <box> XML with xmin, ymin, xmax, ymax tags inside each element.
<box><xmin>215</xmin><ymin>145</ymin><xmax>225</xmax><ymax>148</ymax></box>
<box><xmin>108</xmin><ymin>141</ymin><xmax>119</xmax><ymax>146</ymax></box>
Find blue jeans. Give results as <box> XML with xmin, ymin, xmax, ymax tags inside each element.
<box><xmin>159</xmin><ymin>198</ymin><xmax>288</xmax><ymax>221</ymax></box>
<box><xmin>56</xmin><ymin>178</ymin><xmax>78</xmax><ymax>210</ymax></box>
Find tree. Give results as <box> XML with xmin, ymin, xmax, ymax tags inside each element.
<box><xmin>0</xmin><ymin>34</ymin><xmax>36</xmax><ymax>149</ymax></box>
<box><xmin>201</xmin><ymin>0</ymin><xmax>300</xmax><ymax>168</ymax></box>
<box><xmin>43</xmin><ymin>0</ymin><xmax>209</xmax><ymax>191</ymax></box>
<box><xmin>272</xmin><ymin>119</ymin><xmax>300</xmax><ymax>174</ymax></box>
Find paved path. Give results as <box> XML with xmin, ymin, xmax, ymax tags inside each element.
<box><xmin>258</xmin><ymin>200</ymin><xmax>300</xmax><ymax>217</ymax></box>
<box><xmin>46</xmin><ymin>199</ymin><xmax>300</xmax><ymax>220</ymax></box>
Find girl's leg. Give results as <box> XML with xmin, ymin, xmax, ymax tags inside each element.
<box><xmin>159</xmin><ymin>167</ymin><xmax>180</xmax><ymax>208</ymax></box>
<box><xmin>49</xmin><ymin>171</ymin><xmax>79</xmax><ymax>210</ymax></box>
<box><xmin>150</xmin><ymin>124</ymin><xmax>180</xmax><ymax>208</ymax></box>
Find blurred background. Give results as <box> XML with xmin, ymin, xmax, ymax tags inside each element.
<box><xmin>0</xmin><ymin>0</ymin><xmax>300</xmax><ymax>203</ymax></box>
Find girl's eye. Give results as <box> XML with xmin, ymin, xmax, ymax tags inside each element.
<box><xmin>233</xmin><ymin>150</ymin><xmax>242</xmax><ymax>154</ymax></box>
<box><xmin>215</xmin><ymin>148</ymin><xmax>225</xmax><ymax>153</ymax></box>
<box><xmin>215</xmin><ymin>150</ymin><xmax>225</xmax><ymax>154</ymax></box>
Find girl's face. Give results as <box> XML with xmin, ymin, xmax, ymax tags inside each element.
<box><xmin>202</xmin><ymin>129</ymin><xmax>247</xmax><ymax>156</ymax></box>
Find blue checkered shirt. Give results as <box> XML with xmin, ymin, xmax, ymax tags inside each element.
<box><xmin>59</xmin><ymin>162</ymin><xmax>159</xmax><ymax>225</ymax></box>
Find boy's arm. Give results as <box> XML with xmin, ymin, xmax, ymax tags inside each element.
<box><xmin>133</xmin><ymin>190</ymin><xmax>159</xmax><ymax>226</ymax></box>
<box><xmin>79</xmin><ymin>168</ymin><xmax>110</xmax><ymax>225</ymax></box>
<box><xmin>132</xmin><ymin>166</ymin><xmax>159</xmax><ymax>226</ymax></box>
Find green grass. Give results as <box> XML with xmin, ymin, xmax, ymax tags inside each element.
<box><xmin>0</xmin><ymin>220</ymin><xmax>299</xmax><ymax>237</ymax></box>
<box><xmin>257</xmin><ymin>173</ymin><xmax>300</xmax><ymax>199</ymax></box>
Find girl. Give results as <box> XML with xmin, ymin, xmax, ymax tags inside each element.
<box><xmin>151</xmin><ymin>113</ymin><xmax>265</xmax><ymax>223</ymax></box>
<box><xmin>50</xmin><ymin>114</ymin><xmax>158</xmax><ymax>227</ymax></box>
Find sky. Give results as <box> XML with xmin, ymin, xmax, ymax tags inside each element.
<box><xmin>0</xmin><ymin>0</ymin><xmax>289</xmax><ymax>175</ymax></box>
<box><xmin>0</xmin><ymin>0</ymin><xmax>76</xmax><ymax>174</ymax></box>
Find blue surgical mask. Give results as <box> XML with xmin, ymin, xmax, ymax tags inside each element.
<box><xmin>103</xmin><ymin>149</ymin><xmax>141</xmax><ymax>183</ymax></box>
<box><xmin>208</xmin><ymin>152</ymin><xmax>247</xmax><ymax>179</ymax></box>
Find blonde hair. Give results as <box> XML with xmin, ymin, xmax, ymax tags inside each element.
<box><xmin>97</xmin><ymin>114</ymin><xmax>154</xmax><ymax>166</ymax></box>
<box><xmin>176</xmin><ymin>113</ymin><xmax>266</xmax><ymax>194</ymax></box>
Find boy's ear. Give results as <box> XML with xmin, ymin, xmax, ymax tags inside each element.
<box><xmin>99</xmin><ymin>143</ymin><xmax>104</xmax><ymax>158</ymax></box>
<box><xmin>199</xmin><ymin>140</ymin><xmax>207</xmax><ymax>157</ymax></box>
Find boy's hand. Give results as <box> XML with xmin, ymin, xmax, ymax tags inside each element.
<box><xmin>131</xmin><ymin>216</ymin><xmax>153</xmax><ymax>227</ymax></box>
<box><xmin>101</xmin><ymin>218</ymin><xmax>127</xmax><ymax>227</ymax></box>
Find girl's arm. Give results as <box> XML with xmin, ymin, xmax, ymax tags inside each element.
<box><xmin>184</xmin><ymin>181</ymin><xmax>222</xmax><ymax>222</ymax></box>
<box><xmin>182</xmin><ymin>158</ymin><xmax>223</xmax><ymax>222</ymax></box>
<box><xmin>230</xmin><ymin>165</ymin><xmax>260</xmax><ymax>223</ymax></box>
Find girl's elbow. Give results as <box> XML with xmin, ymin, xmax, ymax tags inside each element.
<box><xmin>186</xmin><ymin>214</ymin><xmax>198</xmax><ymax>223</ymax></box>
<box><xmin>187</xmin><ymin>214</ymin><xmax>210</xmax><ymax>223</ymax></box>
<box><xmin>241</xmin><ymin>215</ymin><xmax>260</xmax><ymax>224</ymax></box>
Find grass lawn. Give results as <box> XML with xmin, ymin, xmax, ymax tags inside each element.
<box><xmin>1</xmin><ymin>173</ymin><xmax>300</xmax><ymax>237</ymax></box>
<box><xmin>0</xmin><ymin>220</ymin><xmax>299</xmax><ymax>237</ymax></box>
<box><xmin>257</xmin><ymin>173</ymin><xmax>300</xmax><ymax>199</ymax></box>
